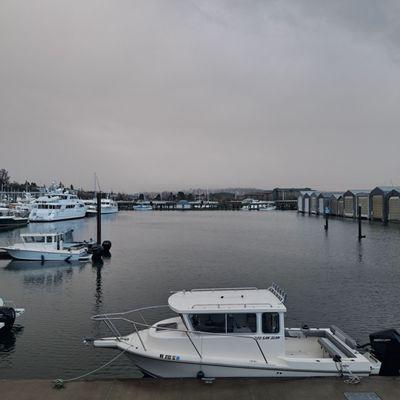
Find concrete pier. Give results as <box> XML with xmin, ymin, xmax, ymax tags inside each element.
<box><xmin>1</xmin><ymin>377</ymin><xmax>399</xmax><ymax>400</ymax></box>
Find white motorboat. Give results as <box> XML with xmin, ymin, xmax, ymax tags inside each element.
<box><xmin>90</xmin><ymin>284</ymin><xmax>398</xmax><ymax>378</ymax></box>
<box><xmin>1</xmin><ymin>230</ymin><xmax>89</xmax><ymax>261</ymax></box>
<box><xmin>0</xmin><ymin>297</ymin><xmax>25</xmax><ymax>332</ymax></box>
<box><xmin>242</xmin><ymin>200</ymin><xmax>276</xmax><ymax>211</ymax></box>
<box><xmin>29</xmin><ymin>189</ymin><xmax>86</xmax><ymax>222</ymax></box>
<box><xmin>0</xmin><ymin>206</ymin><xmax>29</xmax><ymax>231</ymax></box>
<box><xmin>133</xmin><ymin>202</ymin><xmax>153</xmax><ymax>211</ymax></box>
<box><xmin>85</xmin><ymin>198</ymin><xmax>119</xmax><ymax>216</ymax></box>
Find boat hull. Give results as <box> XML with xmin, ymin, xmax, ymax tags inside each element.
<box><xmin>29</xmin><ymin>214</ymin><xmax>86</xmax><ymax>222</ymax></box>
<box><xmin>86</xmin><ymin>208</ymin><xmax>118</xmax><ymax>216</ymax></box>
<box><xmin>0</xmin><ymin>217</ymin><xmax>29</xmax><ymax>231</ymax></box>
<box><xmin>4</xmin><ymin>248</ymin><xmax>84</xmax><ymax>261</ymax></box>
<box><xmin>125</xmin><ymin>352</ymin><xmax>372</xmax><ymax>378</ymax></box>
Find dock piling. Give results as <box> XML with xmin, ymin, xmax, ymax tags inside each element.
<box><xmin>96</xmin><ymin>192</ymin><xmax>101</xmax><ymax>244</ymax></box>
<box><xmin>358</xmin><ymin>205</ymin><xmax>366</xmax><ymax>240</ymax></box>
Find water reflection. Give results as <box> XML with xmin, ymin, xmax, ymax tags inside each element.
<box><xmin>5</xmin><ymin>260</ymin><xmax>89</xmax><ymax>288</ymax></box>
<box><xmin>0</xmin><ymin>326</ymin><xmax>24</xmax><ymax>353</ymax></box>
<box><xmin>92</xmin><ymin>261</ymin><xmax>103</xmax><ymax>310</ymax></box>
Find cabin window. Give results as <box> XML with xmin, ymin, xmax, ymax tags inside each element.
<box><xmin>24</xmin><ymin>236</ymin><xmax>36</xmax><ymax>243</ymax></box>
<box><xmin>46</xmin><ymin>236</ymin><xmax>53</xmax><ymax>243</ymax></box>
<box><xmin>227</xmin><ymin>313</ymin><xmax>257</xmax><ymax>333</ymax></box>
<box><xmin>262</xmin><ymin>313</ymin><xmax>280</xmax><ymax>334</ymax></box>
<box><xmin>34</xmin><ymin>236</ymin><xmax>45</xmax><ymax>243</ymax></box>
<box><xmin>190</xmin><ymin>314</ymin><xmax>226</xmax><ymax>333</ymax></box>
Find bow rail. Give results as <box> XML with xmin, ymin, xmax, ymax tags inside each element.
<box><xmin>92</xmin><ymin>305</ymin><xmax>269</xmax><ymax>364</ymax></box>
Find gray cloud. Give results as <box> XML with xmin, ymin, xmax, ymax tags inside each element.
<box><xmin>1</xmin><ymin>0</ymin><xmax>400</xmax><ymax>192</ymax></box>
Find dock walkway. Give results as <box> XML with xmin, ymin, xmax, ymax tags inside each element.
<box><xmin>1</xmin><ymin>377</ymin><xmax>399</xmax><ymax>400</ymax></box>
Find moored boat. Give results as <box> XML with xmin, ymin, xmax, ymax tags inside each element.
<box><xmin>29</xmin><ymin>189</ymin><xmax>86</xmax><ymax>222</ymax></box>
<box><xmin>133</xmin><ymin>201</ymin><xmax>153</xmax><ymax>211</ymax></box>
<box><xmin>1</xmin><ymin>230</ymin><xmax>89</xmax><ymax>261</ymax></box>
<box><xmin>90</xmin><ymin>284</ymin><xmax>399</xmax><ymax>378</ymax></box>
<box><xmin>241</xmin><ymin>200</ymin><xmax>276</xmax><ymax>211</ymax></box>
<box><xmin>0</xmin><ymin>206</ymin><xmax>29</xmax><ymax>231</ymax></box>
<box><xmin>85</xmin><ymin>198</ymin><xmax>119</xmax><ymax>216</ymax></box>
<box><xmin>0</xmin><ymin>297</ymin><xmax>25</xmax><ymax>332</ymax></box>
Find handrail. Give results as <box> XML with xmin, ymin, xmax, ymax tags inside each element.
<box><xmin>92</xmin><ymin>305</ymin><xmax>269</xmax><ymax>364</ymax></box>
<box><xmin>268</xmin><ymin>282</ymin><xmax>287</xmax><ymax>304</ymax></box>
<box><xmin>190</xmin><ymin>302</ymin><xmax>274</xmax><ymax>309</ymax></box>
<box><xmin>188</xmin><ymin>287</ymin><xmax>259</xmax><ymax>292</ymax></box>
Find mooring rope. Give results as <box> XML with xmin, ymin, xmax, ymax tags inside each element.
<box><xmin>53</xmin><ymin>345</ymin><xmax>129</xmax><ymax>389</ymax></box>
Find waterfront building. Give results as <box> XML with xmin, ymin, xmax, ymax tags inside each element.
<box><xmin>343</xmin><ymin>190</ymin><xmax>370</xmax><ymax>219</ymax></box>
<box><xmin>297</xmin><ymin>191</ymin><xmax>315</xmax><ymax>214</ymax></box>
<box><xmin>317</xmin><ymin>192</ymin><xmax>333</xmax><ymax>215</ymax></box>
<box><xmin>310</xmin><ymin>192</ymin><xmax>320</xmax><ymax>215</ymax></box>
<box><xmin>327</xmin><ymin>193</ymin><xmax>344</xmax><ymax>216</ymax></box>
<box><xmin>369</xmin><ymin>186</ymin><xmax>400</xmax><ymax>222</ymax></box>
<box><xmin>388</xmin><ymin>188</ymin><xmax>400</xmax><ymax>222</ymax></box>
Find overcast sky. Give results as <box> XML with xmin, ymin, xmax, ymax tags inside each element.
<box><xmin>1</xmin><ymin>0</ymin><xmax>400</xmax><ymax>192</ymax></box>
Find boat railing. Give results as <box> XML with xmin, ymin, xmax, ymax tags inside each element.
<box><xmin>268</xmin><ymin>282</ymin><xmax>287</xmax><ymax>304</ymax></box>
<box><xmin>92</xmin><ymin>305</ymin><xmax>269</xmax><ymax>364</ymax></box>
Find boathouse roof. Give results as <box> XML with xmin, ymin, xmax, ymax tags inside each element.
<box><xmin>168</xmin><ymin>287</ymin><xmax>287</xmax><ymax>314</ymax></box>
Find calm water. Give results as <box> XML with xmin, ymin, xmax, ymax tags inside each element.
<box><xmin>0</xmin><ymin>211</ymin><xmax>400</xmax><ymax>380</ymax></box>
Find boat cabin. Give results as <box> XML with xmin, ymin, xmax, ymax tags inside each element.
<box><xmin>168</xmin><ymin>286</ymin><xmax>287</xmax><ymax>357</ymax></box>
<box><xmin>20</xmin><ymin>230</ymin><xmax>74</xmax><ymax>247</ymax></box>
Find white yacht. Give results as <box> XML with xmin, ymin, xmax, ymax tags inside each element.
<box><xmin>85</xmin><ymin>198</ymin><xmax>119</xmax><ymax>216</ymax></box>
<box><xmin>133</xmin><ymin>201</ymin><xmax>153</xmax><ymax>211</ymax></box>
<box><xmin>1</xmin><ymin>231</ymin><xmax>89</xmax><ymax>261</ymax></box>
<box><xmin>0</xmin><ymin>297</ymin><xmax>25</xmax><ymax>332</ymax></box>
<box><xmin>91</xmin><ymin>284</ymin><xmax>390</xmax><ymax>379</ymax></box>
<box><xmin>29</xmin><ymin>190</ymin><xmax>86</xmax><ymax>222</ymax></box>
<box><xmin>242</xmin><ymin>200</ymin><xmax>276</xmax><ymax>211</ymax></box>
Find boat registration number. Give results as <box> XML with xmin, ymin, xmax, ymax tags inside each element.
<box><xmin>160</xmin><ymin>354</ymin><xmax>181</xmax><ymax>361</ymax></box>
<box><xmin>255</xmin><ymin>336</ymin><xmax>280</xmax><ymax>340</ymax></box>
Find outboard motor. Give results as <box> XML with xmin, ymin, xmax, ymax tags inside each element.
<box><xmin>369</xmin><ymin>329</ymin><xmax>400</xmax><ymax>376</ymax></box>
<box><xmin>0</xmin><ymin>307</ymin><xmax>16</xmax><ymax>331</ymax></box>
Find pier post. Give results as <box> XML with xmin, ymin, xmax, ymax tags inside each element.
<box><xmin>358</xmin><ymin>205</ymin><xmax>365</xmax><ymax>240</ymax></box>
<box><xmin>96</xmin><ymin>192</ymin><xmax>101</xmax><ymax>244</ymax></box>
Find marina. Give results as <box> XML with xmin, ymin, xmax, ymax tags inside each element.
<box><xmin>1</xmin><ymin>211</ymin><xmax>400</xmax><ymax>381</ymax></box>
<box><xmin>1</xmin><ymin>0</ymin><xmax>400</xmax><ymax>397</ymax></box>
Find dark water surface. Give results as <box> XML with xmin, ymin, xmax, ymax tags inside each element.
<box><xmin>0</xmin><ymin>211</ymin><xmax>399</xmax><ymax>379</ymax></box>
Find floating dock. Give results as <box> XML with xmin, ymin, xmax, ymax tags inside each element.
<box><xmin>1</xmin><ymin>377</ymin><xmax>399</xmax><ymax>400</ymax></box>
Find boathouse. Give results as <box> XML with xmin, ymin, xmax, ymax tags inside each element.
<box><xmin>387</xmin><ymin>188</ymin><xmax>400</xmax><ymax>222</ymax></box>
<box><xmin>297</xmin><ymin>191</ymin><xmax>315</xmax><ymax>214</ymax></box>
<box><xmin>343</xmin><ymin>190</ymin><xmax>370</xmax><ymax>219</ymax></box>
<box><xmin>317</xmin><ymin>192</ymin><xmax>332</xmax><ymax>215</ymax></box>
<box><xmin>310</xmin><ymin>192</ymin><xmax>320</xmax><ymax>214</ymax></box>
<box><xmin>328</xmin><ymin>193</ymin><xmax>344</xmax><ymax>216</ymax></box>
<box><xmin>369</xmin><ymin>186</ymin><xmax>400</xmax><ymax>222</ymax></box>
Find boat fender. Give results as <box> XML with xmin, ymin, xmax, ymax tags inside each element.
<box><xmin>102</xmin><ymin>240</ymin><xmax>112</xmax><ymax>258</ymax></box>
<box><xmin>41</xmin><ymin>254</ymin><xmax>45</xmax><ymax>263</ymax></box>
<box><xmin>196</xmin><ymin>371</ymin><xmax>205</xmax><ymax>380</ymax></box>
